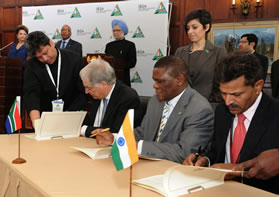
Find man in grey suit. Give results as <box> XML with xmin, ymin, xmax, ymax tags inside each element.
<box><xmin>93</xmin><ymin>56</ymin><xmax>214</xmax><ymax>163</ymax></box>
<box><xmin>55</xmin><ymin>24</ymin><xmax>83</xmax><ymax>57</ymax></box>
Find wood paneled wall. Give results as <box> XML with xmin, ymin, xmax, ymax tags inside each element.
<box><xmin>1</xmin><ymin>0</ymin><xmax>279</xmax><ymax>55</ymax></box>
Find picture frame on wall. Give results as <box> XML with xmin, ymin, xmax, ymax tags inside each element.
<box><xmin>208</xmin><ymin>21</ymin><xmax>279</xmax><ymax>73</ymax></box>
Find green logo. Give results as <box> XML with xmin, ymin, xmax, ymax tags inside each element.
<box><xmin>52</xmin><ymin>29</ymin><xmax>62</xmax><ymax>39</ymax></box>
<box><xmin>111</xmin><ymin>5</ymin><xmax>123</xmax><ymax>16</ymax></box>
<box><xmin>131</xmin><ymin>72</ymin><xmax>143</xmax><ymax>83</ymax></box>
<box><xmin>132</xmin><ymin>26</ymin><xmax>144</xmax><ymax>38</ymax></box>
<box><xmin>91</xmin><ymin>28</ymin><xmax>102</xmax><ymax>39</ymax></box>
<box><xmin>34</xmin><ymin>9</ymin><xmax>44</xmax><ymax>20</ymax></box>
<box><xmin>71</xmin><ymin>7</ymin><xmax>81</xmax><ymax>18</ymax></box>
<box><xmin>155</xmin><ymin>2</ymin><xmax>168</xmax><ymax>14</ymax></box>
<box><xmin>152</xmin><ymin>49</ymin><xmax>164</xmax><ymax>60</ymax></box>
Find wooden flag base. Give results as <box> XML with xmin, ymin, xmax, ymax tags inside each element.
<box><xmin>12</xmin><ymin>158</ymin><xmax>26</xmax><ymax>164</ymax></box>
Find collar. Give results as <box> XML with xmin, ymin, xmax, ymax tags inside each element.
<box><xmin>239</xmin><ymin>92</ymin><xmax>262</xmax><ymax>122</ymax></box>
<box><xmin>105</xmin><ymin>83</ymin><xmax>115</xmax><ymax>101</ymax></box>
<box><xmin>62</xmin><ymin>38</ymin><xmax>71</xmax><ymax>43</ymax></box>
<box><xmin>167</xmin><ymin>88</ymin><xmax>186</xmax><ymax>108</ymax></box>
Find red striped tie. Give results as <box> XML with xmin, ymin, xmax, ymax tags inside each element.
<box><xmin>231</xmin><ymin>113</ymin><xmax>246</xmax><ymax>164</ymax></box>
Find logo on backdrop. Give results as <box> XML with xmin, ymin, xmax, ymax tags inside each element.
<box><xmin>71</xmin><ymin>7</ymin><xmax>81</xmax><ymax>18</ymax></box>
<box><xmin>90</xmin><ymin>28</ymin><xmax>102</xmax><ymax>39</ymax></box>
<box><xmin>132</xmin><ymin>26</ymin><xmax>144</xmax><ymax>38</ymax></box>
<box><xmin>111</xmin><ymin>5</ymin><xmax>123</xmax><ymax>16</ymax></box>
<box><xmin>34</xmin><ymin>9</ymin><xmax>44</xmax><ymax>20</ymax></box>
<box><xmin>131</xmin><ymin>72</ymin><xmax>143</xmax><ymax>83</ymax></box>
<box><xmin>52</xmin><ymin>29</ymin><xmax>62</xmax><ymax>39</ymax></box>
<box><xmin>154</xmin><ymin>2</ymin><xmax>168</xmax><ymax>14</ymax></box>
<box><xmin>152</xmin><ymin>49</ymin><xmax>164</xmax><ymax>60</ymax></box>
<box><xmin>138</xmin><ymin>4</ymin><xmax>156</xmax><ymax>12</ymax></box>
<box><xmin>57</xmin><ymin>9</ymin><xmax>71</xmax><ymax>16</ymax></box>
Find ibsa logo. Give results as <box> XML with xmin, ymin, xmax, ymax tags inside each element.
<box><xmin>111</xmin><ymin>5</ymin><xmax>122</xmax><ymax>16</ymax></box>
<box><xmin>152</xmin><ymin>49</ymin><xmax>164</xmax><ymax>60</ymax></box>
<box><xmin>52</xmin><ymin>29</ymin><xmax>62</xmax><ymax>39</ymax></box>
<box><xmin>132</xmin><ymin>26</ymin><xmax>144</xmax><ymax>38</ymax></box>
<box><xmin>34</xmin><ymin>9</ymin><xmax>44</xmax><ymax>20</ymax></box>
<box><xmin>154</xmin><ymin>2</ymin><xmax>168</xmax><ymax>14</ymax></box>
<box><xmin>71</xmin><ymin>7</ymin><xmax>81</xmax><ymax>18</ymax></box>
<box><xmin>131</xmin><ymin>71</ymin><xmax>143</xmax><ymax>83</ymax></box>
<box><xmin>90</xmin><ymin>28</ymin><xmax>102</xmax><ymax>39</ymax></box>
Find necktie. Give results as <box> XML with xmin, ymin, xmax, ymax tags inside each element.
<box><xmin>61</xmin><ymin>41</ymin><xmax>66</xmax><ymax>49</ymax></box>
<box><xmin>230</xmin><ymin>113</ymin><xmax>246</xmax><ymax>164</ymax></box>
<box><xmin>156</xmin><ymin>101</ymin><xmax>170</xmax><ymax>142</ymax></box>
<box><xmin>101</xmin><ymin>99</ymin><xmax>108</xmax><ymax>122</ymax></box>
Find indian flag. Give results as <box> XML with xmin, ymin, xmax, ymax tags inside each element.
<box><xmin>111</xmin><ymin>109</ymin><xmax>139</xmax><ymax>171</ymax></box>
<box><xmin>5</xmin><ymin>96</ymin><xmax>22</xmax><ymax>134</ymax></box>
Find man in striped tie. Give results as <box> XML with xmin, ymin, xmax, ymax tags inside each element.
<box><xmin>94</xmin><ymin>55</ymin><xmax>214</xmax><ymax>164</ymax></box>
<box><xmin>184</xmin><ymin>53</ymin><xmax>279</xmax><ymax>194</ymax></box>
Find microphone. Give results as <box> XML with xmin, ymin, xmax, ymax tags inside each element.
<box><xmin>0</xmin><ymin>42</ymin><xmax>14</xmax><ymax>57</ymax></box>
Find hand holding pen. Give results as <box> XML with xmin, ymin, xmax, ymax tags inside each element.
<box><xmin>192</xmin><ymin>146</ymin><xmax>202</xmax><ymax>165</ymax></box>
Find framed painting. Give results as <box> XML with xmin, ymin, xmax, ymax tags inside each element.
<box><xmin>208</xmin><ymin>21</ymin><xmax>279</xmax><ymax>72</ymax></box>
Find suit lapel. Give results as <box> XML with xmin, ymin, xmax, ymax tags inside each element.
<box><xmin>239</xmin><ymin>93</ymin><xmax>270</xmax><ymax>162</ymax></box>
<box><xmin>158</xmin><ymin>87</ymin><xmax>191</xmax><ymax>142</ymax></box>
<box><xmin>151</xmin><ymin>101</ymin><xmax>164</xmax><ymax>141</ymax></box>
<box><xmin>65</xmin><ymin>39</ymin><xmax>72</xmax><ymax>49</ymax></box>
<box><xmin>102</xmin><ymin>81</ymin><xmax>120</xmax><ymax>123</ymax></box>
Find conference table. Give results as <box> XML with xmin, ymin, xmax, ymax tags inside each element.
<box><xmin>0</xmin><ymin>134</ymin><xmax>276</xmax><ymax>197</ymax></box>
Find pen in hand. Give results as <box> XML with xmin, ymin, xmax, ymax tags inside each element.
<box><xmin>192</xmin><ymin>146</ymin><xmax>202</xmax><ymax>165</ymax></box>
<box><xmin>90</xmin><ymin>128</ymin><xmax>110</xmax><ymax>138</ymax></box>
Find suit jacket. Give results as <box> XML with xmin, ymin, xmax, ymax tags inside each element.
<box><xmin>55</xmin><ymin>39</ymin><xmax>82</xmax><ymax>57</ymax></box>
<box><xmin>175</xmin><ymin>40</ymin><xmax>227</xmax><ymax>101</ymax></box>
<box><xmin>205</xmin><ymin>92</ymin><xmax>279</xmax><ymax>194</ymax></box>
<box><xmin>254</xmin><ymin>52</ymin><xmax>268</xmax><ymax>81</ymax></box>
<box><xmin>24</xmin><ymin>49</ymin><xmax>87</xmax><ymax>114</ymax></box>
<box><xmin>134</xmin><ymin>86</ymin><xmax>214</xmax><ymax>163</ymax></box>
<box><xmin>271</xmin><ymin>59</ymin><xmax>279</xmax><ymax>98</ymax></box>
<box><xmin>83</xmin><ymin>81</ymin><xmax>141</xmax><ymax>137</ymax></box>
<box><xmin>105</xmin><ymin>39</ymin><xmax>137</xmax><ymax>87</ymax></box>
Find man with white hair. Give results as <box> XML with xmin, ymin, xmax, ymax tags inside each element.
<box><xmin>105</xmin><ymin>19</ymin><xmax>137</xmax><ymax>87</ymax></box>
<box><xmin>79</xmin><ymin>58</ymin><xmax>141</xmax><ymax>137</ymax></box>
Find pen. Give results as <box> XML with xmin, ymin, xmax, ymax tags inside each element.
<box><xmin>192</xmin><ymin>146</ymin><xmax>202</xmax><ymax>165</ymax></box>
<box><xmin>90</xmin><ymin>128</ymin><xmax>110</xmax><ymax>138</ymax></box>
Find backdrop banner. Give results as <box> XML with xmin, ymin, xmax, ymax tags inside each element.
<box><xmin>23</xmin><ymin>0</ymin><xmax>169</xmax><ymax>96</ymax></box>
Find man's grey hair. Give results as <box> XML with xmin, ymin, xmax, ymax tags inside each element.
<box><xmin>80</xmin><ymin>59</ymin><xmax>116</xmax><ymax>87</ymax></box>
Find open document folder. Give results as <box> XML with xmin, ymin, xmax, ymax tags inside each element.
<box><xmin>25</xmin><ymin>111</ymin><xmax>86</xmax><ymax>140</ymax></box>
<box><xmin>133</xmin><ymin>165</ymin><xmax>242</xmax><ymax>197</ymax></box>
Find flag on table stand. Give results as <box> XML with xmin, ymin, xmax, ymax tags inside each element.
<box><xmin>5</xmin><ymin>96</ymin><xmax>22</xmax><ymax>134</ymax></box>
<box><xmin>111</xmin><ymin>109</ymin><xmax>139</xmax><ymax>171</ymax></box>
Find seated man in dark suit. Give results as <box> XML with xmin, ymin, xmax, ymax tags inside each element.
<box><xmin>239</xmin><ymin>33</ymin><xmax>268</xmax><ymax>81</ymax></box>
<box><xmin>55</xmin><ymin>24</ymin><xmax>83</xmax><ymax>57</ymax></box>
<box><xmin>79</xmin><ymin>58</ymin><xmax>141</xmax><ymax>137</ymax></box>
<box><xmin>184</xmin><ymin>53</ymin><xmax>279</xmax><ymax>194</ymax></box>
<box><xmin>91</xmin><ymin>56</ymin><xmax>214</xmax><ymax>164</ymax></box>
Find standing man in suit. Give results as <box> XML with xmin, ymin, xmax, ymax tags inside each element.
<box><xmin>79</xmin><ymin>58</ymin><xmax>141</xmax><ymax>137</ymax></box>
<box><xmin>24</xmin><ymin>31</ymin><xmax>87</xmax><ymax>127</ymax></box>
<box><xmin>184</xmin><ymin>53</ymin><xmax>279</xmax><ymax>194</ymax></box>
<box><xmin>239</xmin><ymin>33</ymin><xmax>268</xmax><ymax>81</ymax></box>
<box><xmin>105</xmin><ymin>19</ymin><xmax>137</xmax><ymax>87</ymax></box>
<box><xmin>55</xmin><ymin>24</ymin><xmax>83</xmax><ymax>57</ymax></box>
<box><xmin>271</xmin><ymin>59</ymin><xmax>279</xmax><ymax>98</ymax></box>
<box><xmin>92</xmin><ymin>56</ymin><xmax>214</xmax><ymax>163</ymax></box>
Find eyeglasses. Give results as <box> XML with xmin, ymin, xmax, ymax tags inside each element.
<box><xmin>239</xmin><ymin>40</ymin><xmax>249</xmax><ymax>43</ymax></box>
<box><xmin>113</xmin><ymin>29</ymin><xmax>122</xmax><ymax>32</ymax></box>
<box><xmin>61</xmin><ymin>29</ymin><xmax>71</xmax><ymax>32</ymax></box>
<box><xmin>84</xmin><ymin>86</ymin><xmax>93</xmax><ymax>91</ymax></box>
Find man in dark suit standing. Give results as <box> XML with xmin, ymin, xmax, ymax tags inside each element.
<box><xmin>79</xmin><ymin>58</ymin><xmax>141</xmax><ymax>137</ymax></box>
<box><xmin>184</xmin><ymin>53</ymin><xmax>279</xmax><ymax>194</ymax></box>
<box><xmin>271</xmin><ymin>59</ymin><xmax>279</xmax><ymax>98</ymax></box>
<box><xmin>239</xmin><ymin>33</ymin><xmax>268</xmax><ymax>81</ymax></box>
<box><xmin>55</xmin><ymin>24</ymin><xmax>82</xmax><ymax>57</ymax></box>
